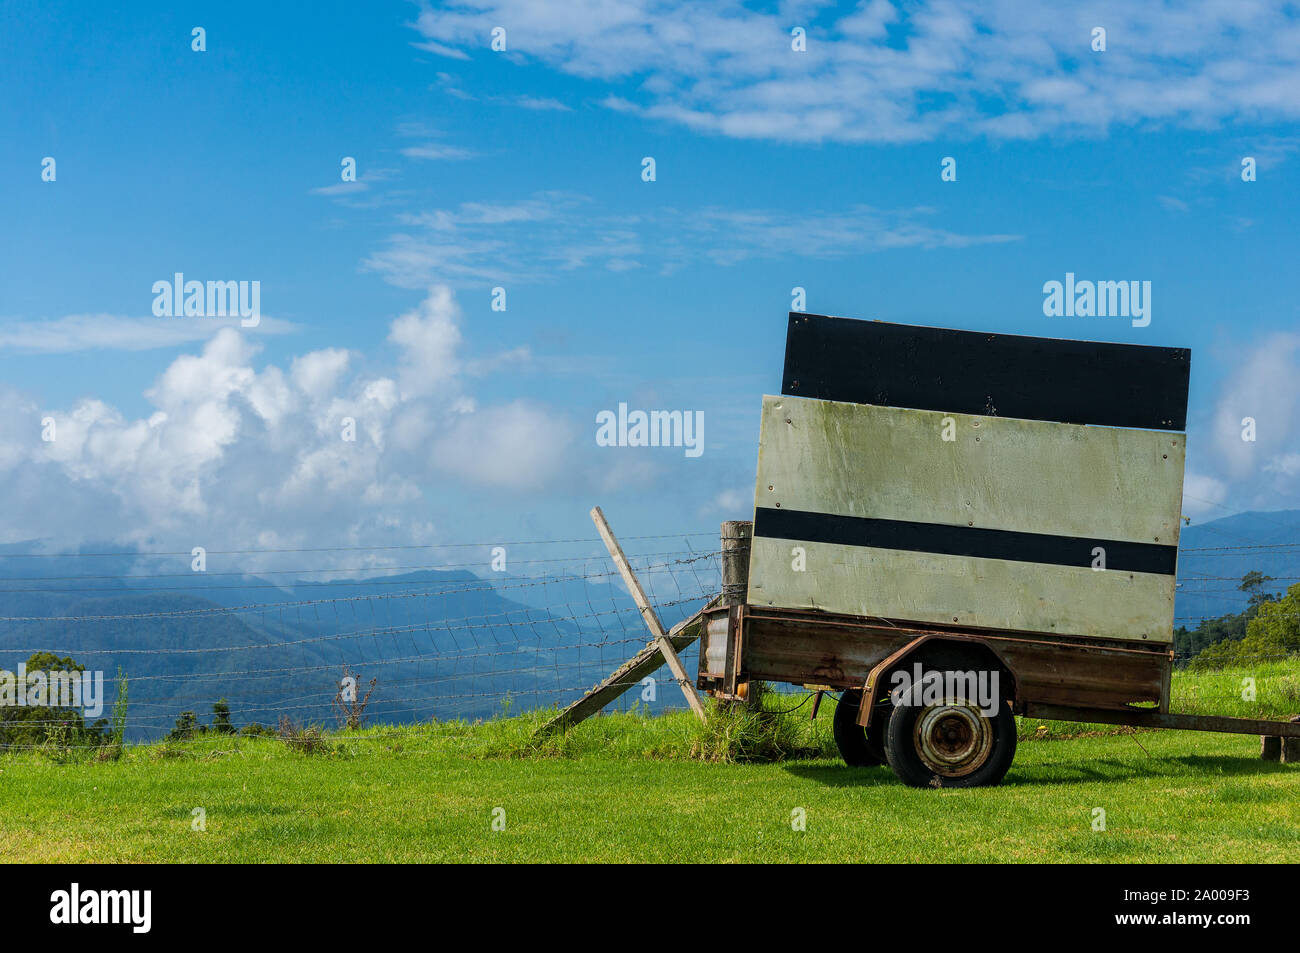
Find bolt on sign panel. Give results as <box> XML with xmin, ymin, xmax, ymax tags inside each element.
<box><xmin>749</xmin><ymin>315</ymin><xmax>1191</xmax><ymax>643</ymax></box>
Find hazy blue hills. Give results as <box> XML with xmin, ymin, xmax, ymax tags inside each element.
<box><xmin>0</xmin><ymin>510</ymin><xmax>1294</xmax><ymax>741</ymax></box>
<box><xmin>1175</xmin><ymin>509</ymin><xmax>1300</xmax><ymax>624</ymax></box>
<box><xmin>0</xmin><ymin>544</ymin><xmax>716</xmax><ymax>740</ymax></box>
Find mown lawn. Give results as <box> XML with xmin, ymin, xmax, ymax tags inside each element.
<box><xmin>1</xmin><ymin>706</ymin><xmax>1297</xmax><ymax>863</ymax></box>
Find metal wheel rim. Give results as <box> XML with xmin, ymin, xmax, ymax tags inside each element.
<box><xmin>913</xmin><ymin>702</ymin><xmax>993</xmax><ymax>777</ymax></box>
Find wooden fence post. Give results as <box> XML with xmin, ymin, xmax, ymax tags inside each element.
<box><xmin>720</xmin><ymin>520</ymin><xmax>752</xmax><ymax>607</ymax></box>
<box><xmin>720</xmin><ymin>520</ymin><xmax>752</xmax><ymax>704</ymax></box>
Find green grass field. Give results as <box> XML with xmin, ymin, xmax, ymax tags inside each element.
<box><xmin>1</xmin><ymin>664</ymin><xmax>1297</xmax><ymax>863</ymax></box>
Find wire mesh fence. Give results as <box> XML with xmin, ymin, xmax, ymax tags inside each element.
<box><xmin>1</xmin><ymin>530</ymin><xmax>1299</xmax><ymax>749</ymax></box>
<box><xmin>0</xmin><ymin>536</ymin><xmax>723</xmax><ymax>745</ymax></box>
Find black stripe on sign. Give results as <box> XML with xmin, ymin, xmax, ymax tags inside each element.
<box><xmin>754</xmin><ymin>507</ymin><xmax>1178</xmax><ymax>576</ymax></box>
<box><xmin>782</xmin><ymin>313</ymin><xmax>1191</xmax><ymax>431</ymax></box>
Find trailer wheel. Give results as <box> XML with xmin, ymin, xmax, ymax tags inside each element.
<box><xmin>884</xmin><ymin>686</ymin><xmax>1016</xmax><ymax>788</ymax></box>
<box><xmin>832</xmin><ymin>690</ymin><xmax>887</xmax><ymax>767</ymax></box>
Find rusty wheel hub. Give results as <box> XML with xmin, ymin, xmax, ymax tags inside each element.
<box><xmin>913</xmin><ymin>702</ymin><xmax>994</xmax><ymax>777</ymax></box>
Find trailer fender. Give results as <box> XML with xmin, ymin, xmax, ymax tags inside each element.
<box><xmin>857</xmin><ymin>634</ymin><xmax>1019</xmax><ymax>729</ymax></box>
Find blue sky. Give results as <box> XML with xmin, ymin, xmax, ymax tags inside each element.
<box><xmin>2</xmin><ymin>0</ymin><xmax>1299</xmax><ymax>568</ymax></box>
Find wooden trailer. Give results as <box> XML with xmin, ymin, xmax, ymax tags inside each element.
<box><xmin>694</xmin><ymin>312</ymin><xmax>1300</xmax><ymax>787</ymax></box>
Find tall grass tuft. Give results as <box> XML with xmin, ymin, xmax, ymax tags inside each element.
<box><xmin>278</xmin><ymin>717</ymin><xmax>333</xmax><ymax>756</ymax></box>
<box><xmin>690</xmin><ymin>684</ymin><xmax>833</xmax><ymax>763</ymax></box>
<box><xmin>99</xmin><ymin>667</ymin><xmax>129</xmax><ymax>761</ymax></box>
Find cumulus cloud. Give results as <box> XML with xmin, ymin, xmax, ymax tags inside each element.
<box><xmin>388</xmin><ymin>284</ymin><xmax>463</xmax><ymax>397</ymax></box>
<box><xmin>0</xmin><ymin>287</ymin><xmax>572</xmax><ymax>560</ymax></box>
<box><xmin>1208</xmin><ymin>333</ymin><xmax>1300</xmax><ymax>480</ymax></box>
<box><xmin>431</xmin><ymin>401</ymin><xmax>573</xmax><ymax>487</ymax></box>
<box><xmin>1185</xmin><ymin>332</ymin><xmax>1300</xmax><ymax>517</ymax></box>
<box><xmin>291</xmin><ymin>348</ymin><xmax>351</xmax><ymax>401</ymax></box>
<box><xmin>414</xmin><ymin>0</ymin><xmax>1300</xmax><ymax>144</ymax></box>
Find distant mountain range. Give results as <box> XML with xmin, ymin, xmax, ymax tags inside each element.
<box><xmin>0</xmin><ymin>509</ymin><xmax>1295</xmax><ymax>741</ymax></box>
<box><xmin>1174</xmin><ymin>509</ymin><xmax>1300</xmax><ymax>625</ymax></box>
<box><xmin>0</xmin><ymin>544</ymin><xmax>717</xmax><ymax>741</ymax></box>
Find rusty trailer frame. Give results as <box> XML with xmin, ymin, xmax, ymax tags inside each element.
<box><xmin>695</xmin><ymin>545</ymin><xmax>1300</xmax><ymax>742</ymax></box>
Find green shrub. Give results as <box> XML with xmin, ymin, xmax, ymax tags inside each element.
<box><xmin>167</xmin><ymin>710</ymin><xmax>201</xmax><ymax>741</ymax></box>
<box><xmin>212</xmin><ymin>698</ymin><xmax>236</xmax><ymax>735</ymax></box>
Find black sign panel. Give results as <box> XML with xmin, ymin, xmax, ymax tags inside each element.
<box><xmin>782</xmin><ymin>313</ymin><xmax>1191</xmax><ymax>431</ymax></box>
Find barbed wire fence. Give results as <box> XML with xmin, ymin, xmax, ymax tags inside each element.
<box><xmin>0</xmin><ymin>534</ymin><xmax>725</xmax><ymax>746</ymax></box>
<box><xmin>1</xmin><ymin>531</ymin><xmax>1299</xmax><ymax>749</ymax></box>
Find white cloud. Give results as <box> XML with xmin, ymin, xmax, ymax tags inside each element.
<box><xmin>1209</xmin><ymin>333</ymin><xmax>1300</xmax><ymax>479</ymax></box>
<box><xmin>1182</xmin><ymin>472</ymin><xmax>1229</xmax><ymax>519</ymax></box>
<box><xmin>679</xmin><ymin>205</ymin><xmax>1019</xmax><ymax>266</ymax></box>
<box><xmin>1264</xmin><ymin>453</ymin><xmax>1300</xmax><ymax>477</ymax></box>
<box><xmin>388</xmin><ymin>284</ymin><xmax>463</xmax><ymax>397</ymax></box>
<box><xmin>362</xmin><ymin>233</ymin><xmax>516</xmax><ymax>288</ymax></box>
<box><xmin>515</xmin><ymin>95</ymin><xmax>571</xmax><ymax>111</ymax></box>
<box><xmin>0</xmin><ymin>313</ymin><xmax>296</xmax><ymax>354</ymax></box>
<box><xmin>431</xmin><ymin>400</ymin><xmax>575</xmax><ymax>488</ymax></box>
<box><xmin>413</xmin><ymin>1</ymin><xmax>1300</xmax><ymax>144</ymax></box>
<box><xmin>701</xmin><ymin>487</ymin><xmax>749</xmax><ymax>516</ymax></box>
<box><xmin>364</xmin><ymin>191</ymin><xmax>1019</xmax><ymax>287</ymax></box>
<box><xmin>310</xmin><ymin>167</ymin><xmax>399</xmax><ymax>200</ymax></box>
<box><xmin>411</xmin><ymin>38</ymin><xmax>471</xmax><ymax>60</ymax></box>
<box><xmin>310</xmin><ymin>182</ymin><xmax>369</xmax><ymax>196</ymax></box>
<box><xmin>599</xmin><ymin>95</ymin><xmax>638</xmax><ymax>113</ymax></box>
<box><xmin>1192</xmin><ymin>332</ymin><xmax>1300</xmax><ymax>513</ymax></box>
<box><xmin>465</xmin><ymin>346</ymin><xmax>530</xmax><ymax>376</ymax></box>
<box><xmin>400</xmin><ymin>143</ymin><xmax>478</xmax><ymax>160</ymax></box>
<box><xmin>0</xmin><ymin>287</ymin><xmax>574</xmax><ymax>558</ymax></box>
<box><xmin>291</xmin><ymin>348</ymin><xmax>351</xmax><ymax>401</ymax></box>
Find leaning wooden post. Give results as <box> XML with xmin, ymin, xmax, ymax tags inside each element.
<box><xmin>590</xmin><ymin>506</ymin><xmax>706</xmax><ymax>721</ymax></box>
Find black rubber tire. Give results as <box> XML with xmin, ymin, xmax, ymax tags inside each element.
<box><xmin>832</xmin><ymin>690</ymin><xmax>888</xmax><ymax>767</ymax></box>
<box><xmin>884</xmin><ymin>684</ymin><xmax>1017</xmax><ymax>788</ymax></box>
